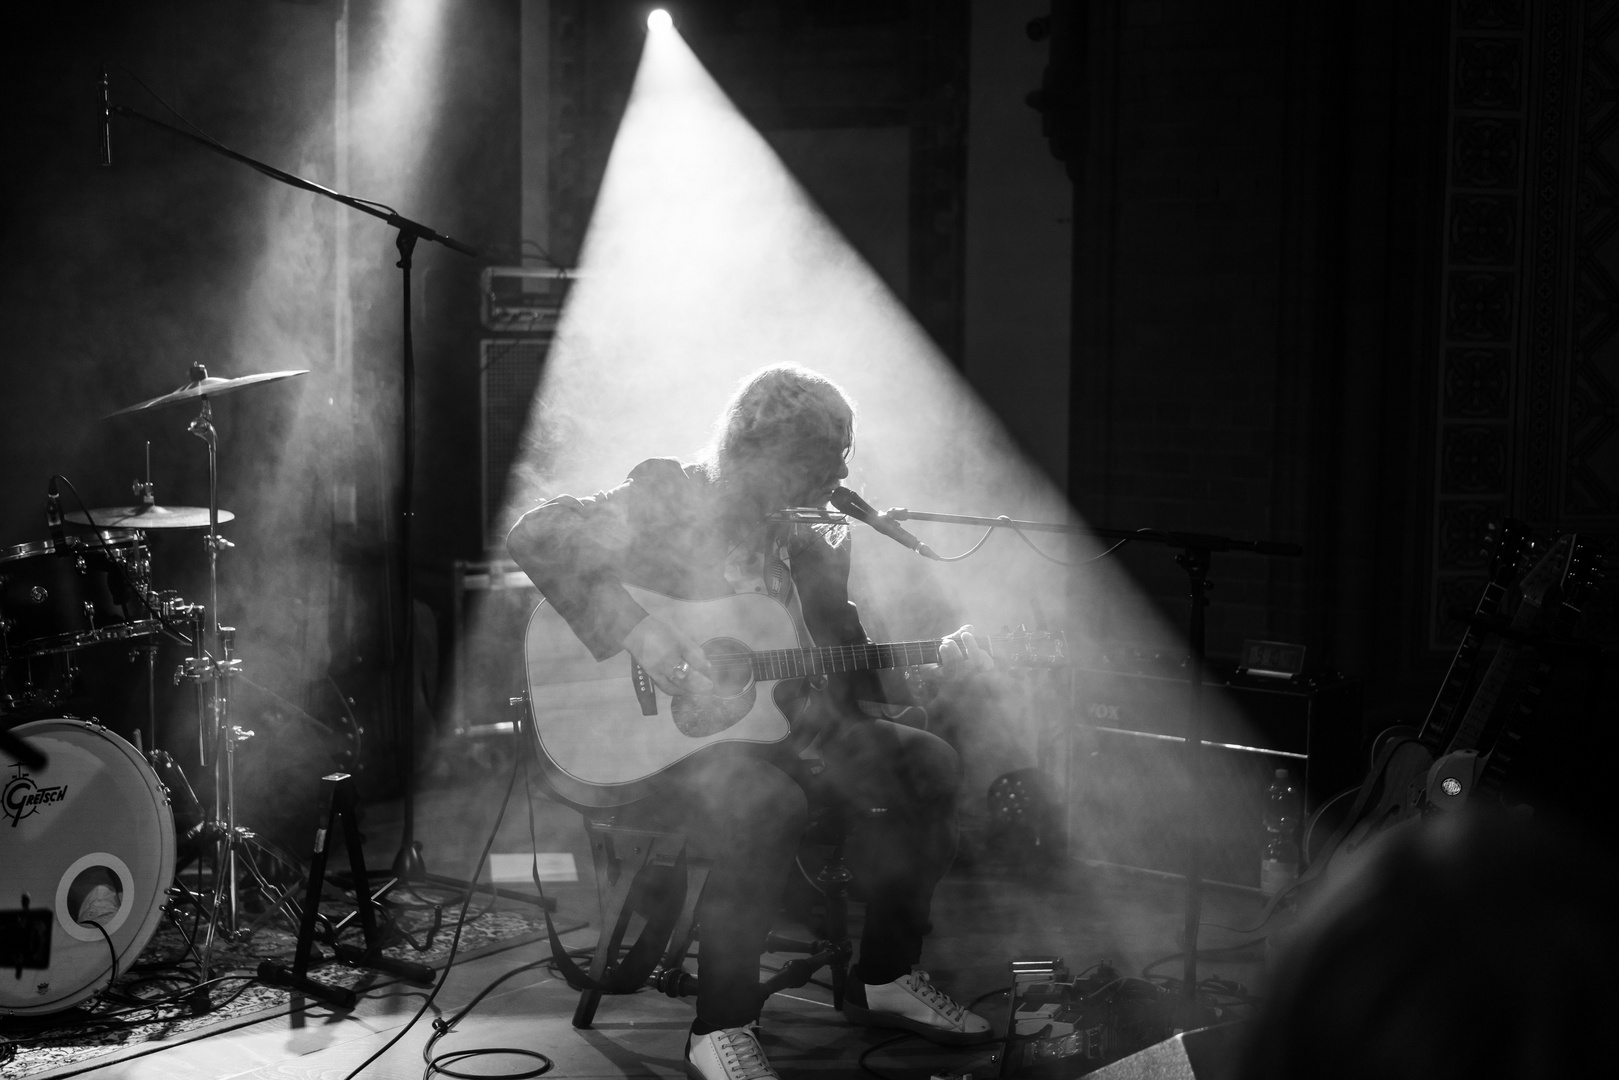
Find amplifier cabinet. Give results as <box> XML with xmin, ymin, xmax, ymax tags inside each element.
<box><xmin>1062</xmin><ymin>665</ymin><xmax>1363</xmax><ymax>889</ymax></box>
<box><xmin>480</xmin><ymin>337</ymin><xmax>553</xmax><ymax>550</ymax></box>
<box><xmin>450</xmin><ymin>559</ymin><xmax>538</xmax><ymax>736</ymax></box>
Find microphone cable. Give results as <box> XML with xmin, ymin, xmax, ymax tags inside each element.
<box><xmin>340</xmin><ymin>743</ymin><xmax>526</xmax><ymax>1080</ymax></box>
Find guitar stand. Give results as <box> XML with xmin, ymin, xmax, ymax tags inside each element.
<box><xmin>257</xmin><ymin>772</ymin><xmax>435</xmax><ymax>1008</ymax></box>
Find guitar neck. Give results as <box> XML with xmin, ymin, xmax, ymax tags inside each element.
<box><xmin>744</xmin><ymin>639</ymin><xmax>944</xmax><ymax>680</ymax></box>
<box><xmin>1476</xmin><ymin>557</ymin><xmax>1596</xmax><ymax>800</ymax></box>
<box><xmin>1445</xmin><ymin>580</ymin><xmax>1557</xmax><ymax>755</ymax></box>
<box><xmin>737</xmin><ymin>634</ymin><xmax>1038</xmax><ymax>680</ymax></box>
<box><xmin>1417</xmin><ymin>578</ymin><xmax>1511</xmax><ymax>752</ymax></box>
<box><xmin>1434</xmin><ymin>531</ymin><xmax>1566</xmax><ymax>756</ymax></box>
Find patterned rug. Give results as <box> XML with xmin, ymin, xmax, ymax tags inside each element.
<box><xmin>0</xmin><ymin>894</ymin><xmax>584</xmax><ymax>1079</ymax></box>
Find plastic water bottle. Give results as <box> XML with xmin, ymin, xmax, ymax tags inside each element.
<box><xmin>1261</xmin><ymin>768</ymin><xmax>1300</xmax><ymax>896</ymax></box>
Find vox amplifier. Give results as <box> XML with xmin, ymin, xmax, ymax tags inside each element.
<box><xmin>1062</xmin><ymin>658</ymin><xmax>1363</xmax><ymax>889</ymax></box>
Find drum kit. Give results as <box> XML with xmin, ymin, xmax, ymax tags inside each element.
<box><xmin>1</xmin><ymin>364</ymin><xmax>307</xmax><ymax>1016</ymax></box>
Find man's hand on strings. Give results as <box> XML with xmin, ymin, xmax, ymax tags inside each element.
<box><xmin>623</xmin><ymin>615</ymin><xmax>715</xmax><ymax>696</ymax></box>
<box><xmin>938</xmin><ymin>624</ymin><xmax>994</xmax><ymax>679</ymax></box>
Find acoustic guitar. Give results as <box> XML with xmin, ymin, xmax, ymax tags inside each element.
<box><xmin>523</xmin><ymin>583</ymin><xmax>1060</xmax><ymax>807</ymax></box>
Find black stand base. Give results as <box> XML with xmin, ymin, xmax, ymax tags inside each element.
<box><xmin>257</xmin><ymin>772</ymin><xmax>435</xmax><ymax>1008</ymax></box>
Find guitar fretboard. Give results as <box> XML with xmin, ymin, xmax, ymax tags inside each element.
<box><xmin>702</xmin><ymin>637</ymin><xmax>1042</xmax><ymax>680</ymax></box>
<box><xmin>1418</xmin><ymin>578</ymin><xmax>1510</xmax><ymax>752</ymax></box>
<box><xmin>724</xmin><ymin>640</ymin><xmax>947</xmax><ymax>681</ymax></box>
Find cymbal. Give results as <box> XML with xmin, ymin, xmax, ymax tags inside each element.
<box><xmin>106</xmin><ymin>366</ymin><xmax>308</xmax><ymax>418</ymax></box>
<box><xmin>65</xmin><ymin>504</ymin><xmax>235</xmax><ymax>530</ymax></box>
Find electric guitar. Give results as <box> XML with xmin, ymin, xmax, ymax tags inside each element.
<box><xmin>1426</xmin><ymin>538</ymin><xmax>1600</xmax><ymax>810</ymax></box>
<box><xmin>523</xmin><ymin>583</ymin><xmax>1063</xmax><ymax>807</ymax></box>
<box><xmin>1303</xmin><ymin>520</ymin><xmax>1528</xmax><ymax>874</ymax></box>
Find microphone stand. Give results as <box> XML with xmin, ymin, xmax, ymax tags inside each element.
<box><xmin>103</xmin><ymin>99</ymin><xmax>494</xmax><ymax>948</ymax></box>
<box><xmin>884</xmin><ymin>505</ymin><xmax>1302</xmax><ymax>1029</ymax></box>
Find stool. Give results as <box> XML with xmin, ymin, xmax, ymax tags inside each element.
<box><xmin>567</xmin><ymin>806</ymin><xmax>853</xmax><ymax>1029</ymax></box>
<box><xmin>571</xmin><ymin>815</ymin><xmax>710</xmax><ymax>1028</ymax></box>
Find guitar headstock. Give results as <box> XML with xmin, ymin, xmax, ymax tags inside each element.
<box><xmin>1555</xmin><ymin>536</ymin><xmax>1604</xmax><ymax>611</ymax></box>
<box><xmin>1516</xmin><ymin>534</ymin><xmax>1573</xmax><ymax>607</ymax></box>
<box><xmin>1486</xmin><ymin>518</ymin><xmax>1531</xmax><ymax>586</ymax></box>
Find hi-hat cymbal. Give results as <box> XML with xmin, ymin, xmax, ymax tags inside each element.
<box><xmin>65</xmin><ymin>504</ymin><xmax>235</xmax><ymax>530</ymax></box>
<box><xmin>106</xmin><ymin>365</ymin><xmax>307</xmax><ymax>418</ymax></box>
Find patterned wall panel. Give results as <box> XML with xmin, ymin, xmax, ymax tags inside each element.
<box><xmin>1566</xmin><ymin>1</ymin><xmax>1619</xmax><ymax>641</ymax></box>
<box><xmin>1431</xmin><ymin>0</ymin><xmax>1536</xmax><ymax>646</ymax></box>
<box><xmin>1432</xmin><ymin>0</ymin><xmax>1618</xmax><ymax>648</ymax></box>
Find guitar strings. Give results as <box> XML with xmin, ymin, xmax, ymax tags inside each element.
<box><xmin>695</xmin><ymin>634</ymin><xmax>1038</xmax><ymax>673</ymax></box>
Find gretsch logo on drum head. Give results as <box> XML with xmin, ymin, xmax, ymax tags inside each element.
<box><xmin>4</xmin><ymin>765</ymin><xmax>68</xmax><ymax>827</ymax></box>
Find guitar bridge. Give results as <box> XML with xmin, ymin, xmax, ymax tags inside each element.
<box><xmin>631</xmin><ymin>657</ymin><xmax>658</xmax><ymax>716</ymax></box>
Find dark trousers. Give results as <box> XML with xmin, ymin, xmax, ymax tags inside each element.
<box><xmin>623</xmin><ymin>718</ymin><xmax>961</xmax><ymax>1031</ymax></box>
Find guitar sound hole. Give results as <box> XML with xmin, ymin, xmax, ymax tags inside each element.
<box><xmin>701</xmin><ymin>637</ymin><xmax>753</xmax><ymax>698</ymax></box>
<box><xmin>670</xmin><ymin>637</ymin><xmax>756</xmax><ymax>738</ymax></box>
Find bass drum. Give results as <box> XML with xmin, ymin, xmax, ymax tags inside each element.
<box><xmin>0</xmin><ymin>718</ymin><xmax>175</xmax><ymax>1015</ymax></box>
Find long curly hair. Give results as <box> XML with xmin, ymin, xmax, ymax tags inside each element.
<box><xmin>698</xmin><ymin>364</ymin><xmax>855</xmax><ymax>482</ymax></box>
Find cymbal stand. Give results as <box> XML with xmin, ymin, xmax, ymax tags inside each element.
<box><xmin>102</xmin><ymin>89</ymin><xmax>482</xmax><ymax>950</ymax></box>
<box><xmin>172</xmin><ymin>392</ymin><xmax>260</xmax><ymax>978</ymax></box>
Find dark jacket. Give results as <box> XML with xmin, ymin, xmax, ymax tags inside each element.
<box><xmin>507</xmin><ymin>457</ymin><xmax>883</xmax><ymax>705</ymax></box>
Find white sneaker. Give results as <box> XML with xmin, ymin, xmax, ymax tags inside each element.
<box><xmin>841</xmin><ymin>969</ymin><xmax>995</xmax><ymax>1046</ymax></box>
<box><xmin>686</xmin><ymin>1024</ymin><xmax>780</xmax><ymax>1080</ymax></box>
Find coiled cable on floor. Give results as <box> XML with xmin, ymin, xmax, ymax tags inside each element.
<box><xmin>419</xmin><ymin>957</ymin><xmax>556</xmax><ymax>1079</ymax></box>
<box><xmin>340</xmin><ymin>746</ymin><xmax>526</xmax><ymax>1079</ymax></box>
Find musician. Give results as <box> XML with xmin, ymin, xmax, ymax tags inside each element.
<box><xmin>509</xmin><ymin>364</ymin><xmax>993</xmax><ymax>1080</ymax></box>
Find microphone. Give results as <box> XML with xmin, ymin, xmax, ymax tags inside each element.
<box><xmin>98</xmin><ymin>67</ymin><xmax>111</xmax><ymax>167</ymax></box>
<box><xmin>46</xmin><ymin>478</ymin><xmax>66</xmax><ymax>543</ymax></box>
<box><xmin>829</xmin><ymin>487</ymin><xmax>940</xmax><ymax>560</ymax></box>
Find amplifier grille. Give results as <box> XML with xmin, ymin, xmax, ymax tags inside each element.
<box><xmin>480</xmin><ymin>336</ymin><xmax>552</xmax><ymax>550</ymax></box>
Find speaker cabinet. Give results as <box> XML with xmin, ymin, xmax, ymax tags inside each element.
<box><xmin>1064</xmin><ymin>662</ymin><xmax>1363</xmax><ymax>888</ymax></box>
<box><xmin>450</xmin><ymin>559</ymin><xmax>539</xmax><ymax>735</ymax></box>
<box><xmin>479</xmin><ymin>336</ymin><xmax>552</xmax><ymax>550</ymax></box>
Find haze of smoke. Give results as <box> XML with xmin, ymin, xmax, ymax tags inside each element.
<box><xmin>228</xmin><ymin>0</ymin><xmax>458</xmax><ymax>760</ymax></box>
<box><xmin>491</xmin><ymin>20</ymin><xmax>1269</xmax><ymax>941</ymax></box>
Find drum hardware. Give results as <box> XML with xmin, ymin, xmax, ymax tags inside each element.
<box><xmin>64</xmin><ymin>444</ymin><xmax>238</xmax><ymax>533</ymax></box>
<box><xmin>2</xmin><ymin>652</ymin><xmax>81</xmax><ymax>713</ymax></box>
<box><xmin>1</xmin><ymin>449</ymin><xmax>291</xmax><ymax>1004</ymax></box>
<box><xmin>104</xmin><ymin>82</ymin><xmax>480</xmax><ymax>927</ymax></box>
<box><xmin>0</xmin><ymin>531</ymin><xmax>160</xmax><ymax>660</ymax></box>
<box><xmin>104</xmin><ymin>363</ymin><xmax>307</xmax><ymax>980</ymax></box>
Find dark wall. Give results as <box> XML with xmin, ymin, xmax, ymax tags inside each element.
<box><xmin>1047</xmin><ymin>0</ymin><xmax>1453</xmax><ymax>724</ymax></box>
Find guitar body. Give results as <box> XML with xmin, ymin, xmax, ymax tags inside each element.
<box><xmin>1425</xmin><ymin>749</ymin><xmax>1483</xmax><ymax>811</ymax></box>
<box><xmin>1322</xmin><ymin>731</ymin><xmax>1433</xmax><ymax>868</ymax></box>
<box><xmin>524</xmin><ymin>585</ymin><xmax>810</xmax><ymax>808</ymax></box>
<box><xmin>1309</xmin><ymin>532</ymin><xmax>1589</xmax><ymax>876</ymax></box>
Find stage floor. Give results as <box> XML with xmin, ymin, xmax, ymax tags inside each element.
<box><xmin>35</xmin><ymin>760</ymin><xmax>1272</xmax><ymax>1080</ymax></box>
